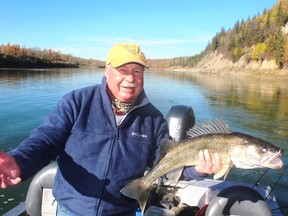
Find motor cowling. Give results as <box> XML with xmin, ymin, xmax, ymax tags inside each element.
<box><xmin>165</xmin><ymin>105</ymin><xmax>195</xmax><ymax>142</ymax></box>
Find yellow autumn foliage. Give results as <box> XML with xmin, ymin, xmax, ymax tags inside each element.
<box><xmin>252</xmin><ymin>43</ymin><xmax>267</xmax><ymax>61</ymax></box>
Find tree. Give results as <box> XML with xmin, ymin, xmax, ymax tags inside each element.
<box><xmin>268</xmin><ymin>29</ymin><xmax>286</xmax><ymax>68</ymax></box>
<box><xmin>210</xmin><ymin>33</ymin><xmax>221</xmax><ymax>51</ymax></box>
<box><xmin>283</xmin><ymin>40</ymin><xmax>288</xmax><ymax>66</ymax></box>
<box><xmin>228</xmin><ymin>32</ymin><xmax>236</xmax><ymax>52</ymax></box>
<box><xmin>252</xmin><ymin>43</ymin><xmax>267</xmax><ymax>61</ymax></box>
<box><xmin>4</xmin><ymin>43</ymin><xmax>12</xmax><ymax>54</ymax></box>
<box><xmin>230</xmin><ymin>47</ymin><xmax>244</xmax><ymax>62</ymax></box>
<box><xmin>276</xmin><ymin>1</ymin><xmax>285</xmax><ymax>27</ymax></box>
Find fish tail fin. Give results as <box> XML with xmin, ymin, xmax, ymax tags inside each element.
<box><xmin>121</xmin><ymin>178</ymin><xmax>150</xmax><ymax>213</ymax></box>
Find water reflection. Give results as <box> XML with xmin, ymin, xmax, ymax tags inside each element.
<box><xmin>0</xmin><ymin>68</ymin><xmax>102</xmax><ymax>88</ymax></box>
<box><xmin>189</xmin><ymin>73</ymin><xmax>288</xmax><ymax>142</ymax></box>
<box><xmin>145</xmin><ymin>70</ymin><xmax>288</xmax><ymax>142</ymax></box>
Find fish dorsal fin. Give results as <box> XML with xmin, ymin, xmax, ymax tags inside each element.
<box><xmin>159</xmin><ymin>139</ymin><xmax>177</xmax><ymax>161</ymax></box>
<box><xmin>186</xmin><ymin>119</ymin><xmax>231</xmax><ymax>138</ymax></box>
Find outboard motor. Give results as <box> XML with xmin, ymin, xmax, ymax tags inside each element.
<box><xmin>165</xmin><ymin>105</ymin><xmax>195</xmax><ymax>142</ymax></box>
<box><xmin>144</xmin><ymin>105</ymin><xmax>196</xmax><ymax>214</ymax></box>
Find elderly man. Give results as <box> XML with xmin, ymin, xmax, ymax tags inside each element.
<box><xmin>0</xmin><ymin>43</ymin><xmax>221</xmax><ymax>215</ymax></box>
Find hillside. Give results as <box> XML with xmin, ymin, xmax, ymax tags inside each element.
<box><xmin>191</xmin><ymin>51</ymin><xmax>279</xmax><ymax>73</ymax></box>
<box><xmin>149</xmin><ymin>0</ymin><xmax>288</xmax><ymax>77</ymax></box>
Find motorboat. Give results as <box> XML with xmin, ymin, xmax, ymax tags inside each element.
<box><xmin>3</xmin><ymin>105</ymin><xmax>284</xmax><ymax>216</ymax></box>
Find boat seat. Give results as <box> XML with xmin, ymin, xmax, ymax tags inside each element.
<box><xmin>25</xmin><ymin>162</ymin><xmax>58</xmax><ymax>216</ymax></box>
<box><xmin>205</xmin><ymin>185</ymin><xmax>272</xmax><ymax>216</ymax></box>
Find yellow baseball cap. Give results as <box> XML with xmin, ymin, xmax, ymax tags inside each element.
<box><xmin>106</xmin><ymin>43</ymin><xmax>148</xmax><ymax>68</ymax></box>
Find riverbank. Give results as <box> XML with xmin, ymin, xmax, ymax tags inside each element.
<box><xmin>165</xmin><ymin>51</ymin><xmax>288</xmax><ymax>80</ymax></box>
<box><xmin>185</xmin><ymin>68</ymin><xmax>288</xmax><ymax>80</ymax></box>
<box><xmin>0</xmin><ymin>54</ymin><xmax>79</xmax><ymax>68</ymax></box>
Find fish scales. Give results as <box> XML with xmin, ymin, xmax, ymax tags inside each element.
<box><xmin>143</xmin><ymin>133</ymin><xmax>244</xmax><ymax>186</ymax></box>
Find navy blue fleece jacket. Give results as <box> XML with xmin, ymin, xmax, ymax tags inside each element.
<box><xmin>10</xmin><ymin>76</ymin><xmax>203</xmax><ymax>215</ymax></box>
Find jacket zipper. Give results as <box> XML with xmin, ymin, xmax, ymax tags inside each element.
<box><xmin>96</xmin><ymin>127</ymin><xmax>119</xmax><ymax>215</ymax></box>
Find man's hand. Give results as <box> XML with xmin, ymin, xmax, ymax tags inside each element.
<box><xmin>195</xmin><ymin>149</ymin><xmax>222</xmax><ymax>174</ymax></box>
<box><xmin>0</xmin><ymin>151</ymin><xmax>22</xmax><ymax>188</ymax></box>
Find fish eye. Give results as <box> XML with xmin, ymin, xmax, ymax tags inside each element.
<box><xmin>260</xmin><ymin>146</ymin><xmax>268</xmax><ymax>153</ymax></box>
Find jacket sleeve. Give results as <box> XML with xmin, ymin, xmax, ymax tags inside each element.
<box><xmin>181</xmin><ymin>166</ymin><xmax>208</xmax><ymax>181</ymax></box>
<box><xmin>9</xmin><ymin>93</ymin><xmax>78</xmax><ymax>180</ymax></box>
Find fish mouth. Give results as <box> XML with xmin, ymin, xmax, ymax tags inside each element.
<box><xmin>233</xmin><ymin>149</ymin><xmax>284</xmax><ymax>170</ymax></box>
<box><xmin>261</xmin><ymin>150</ymin><xmax>283</xmax><ymax>169</ymax></box>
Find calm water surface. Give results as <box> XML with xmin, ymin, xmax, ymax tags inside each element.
<box><xmin>0</xmin><ymin>68</ymin><xmax>288</xmax><ymax>214</ymax></box>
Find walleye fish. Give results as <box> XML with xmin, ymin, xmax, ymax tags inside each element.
<box><xmin>121</xmin><ymin>120</ymin><xmax>284</xmax><ymax>213</ymax></box>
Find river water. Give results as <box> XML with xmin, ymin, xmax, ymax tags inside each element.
<box><xmin>0</xmin><ymin>68</ymin><xmax>288</xmax><ymax>215</ymax></box>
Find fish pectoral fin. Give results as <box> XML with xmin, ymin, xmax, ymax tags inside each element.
<box><xmin>165</xmin><ymin>167</ymin><xmax>184</xmax><ymax>183</ymax></box>
<box><xmin>213</xmin><ymin>162</ymin><xmax>232</xmax><ymax>180</ymax></box>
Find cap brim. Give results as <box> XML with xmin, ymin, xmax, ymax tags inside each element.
<box><xmin>110</xmin><ymin>59</ymin><xmax>148</xmax><ymax>68</ymax></box>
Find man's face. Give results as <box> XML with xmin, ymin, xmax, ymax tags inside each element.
<box><xmin>105</xmin><ymin>63</ymin><xmax>144</xmax><ymax>102</ymax></box>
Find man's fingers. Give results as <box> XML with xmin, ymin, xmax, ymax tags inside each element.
<box><xmin>196</xmin><ymin>150</ymin><xmax>224</xmax><ymax>175</ymax></box>
<box><xmin>198</xmin><ymin>150</ymin><xmax>205</xmax><ymax>163</ymax></box>
<box><xmin>212</xmin><ymin>153</ymin><xmax>222</xmax><ymax>172</ymax></box>
<box><xmin>0</xmin><ymin>177</ymin><xmax>22</xmax><ymax>188</ymax></box>
<box><xmin>203</xmin><ymin>149</ymin><xmax>212</xmax><ymax>167</ymax></box>
<box><xmin>1</xmin><ymin>179</ymin><xmax>7</xmax><ymax>189</ymax></box>
<box><xmin>9</xmin><ymin>177</ymin><xmax>22</xmax><ymax>185</ymax></box>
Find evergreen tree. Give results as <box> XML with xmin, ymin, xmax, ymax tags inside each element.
<box><xmin>276</xmin><ymin>1</ymin><xmax>284</xmax><ymax>27</ymax></box>
<box><xmin>268</xmin><ymin>29</ymin><xmax>286</xmax><ymax>68</ymax></box>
